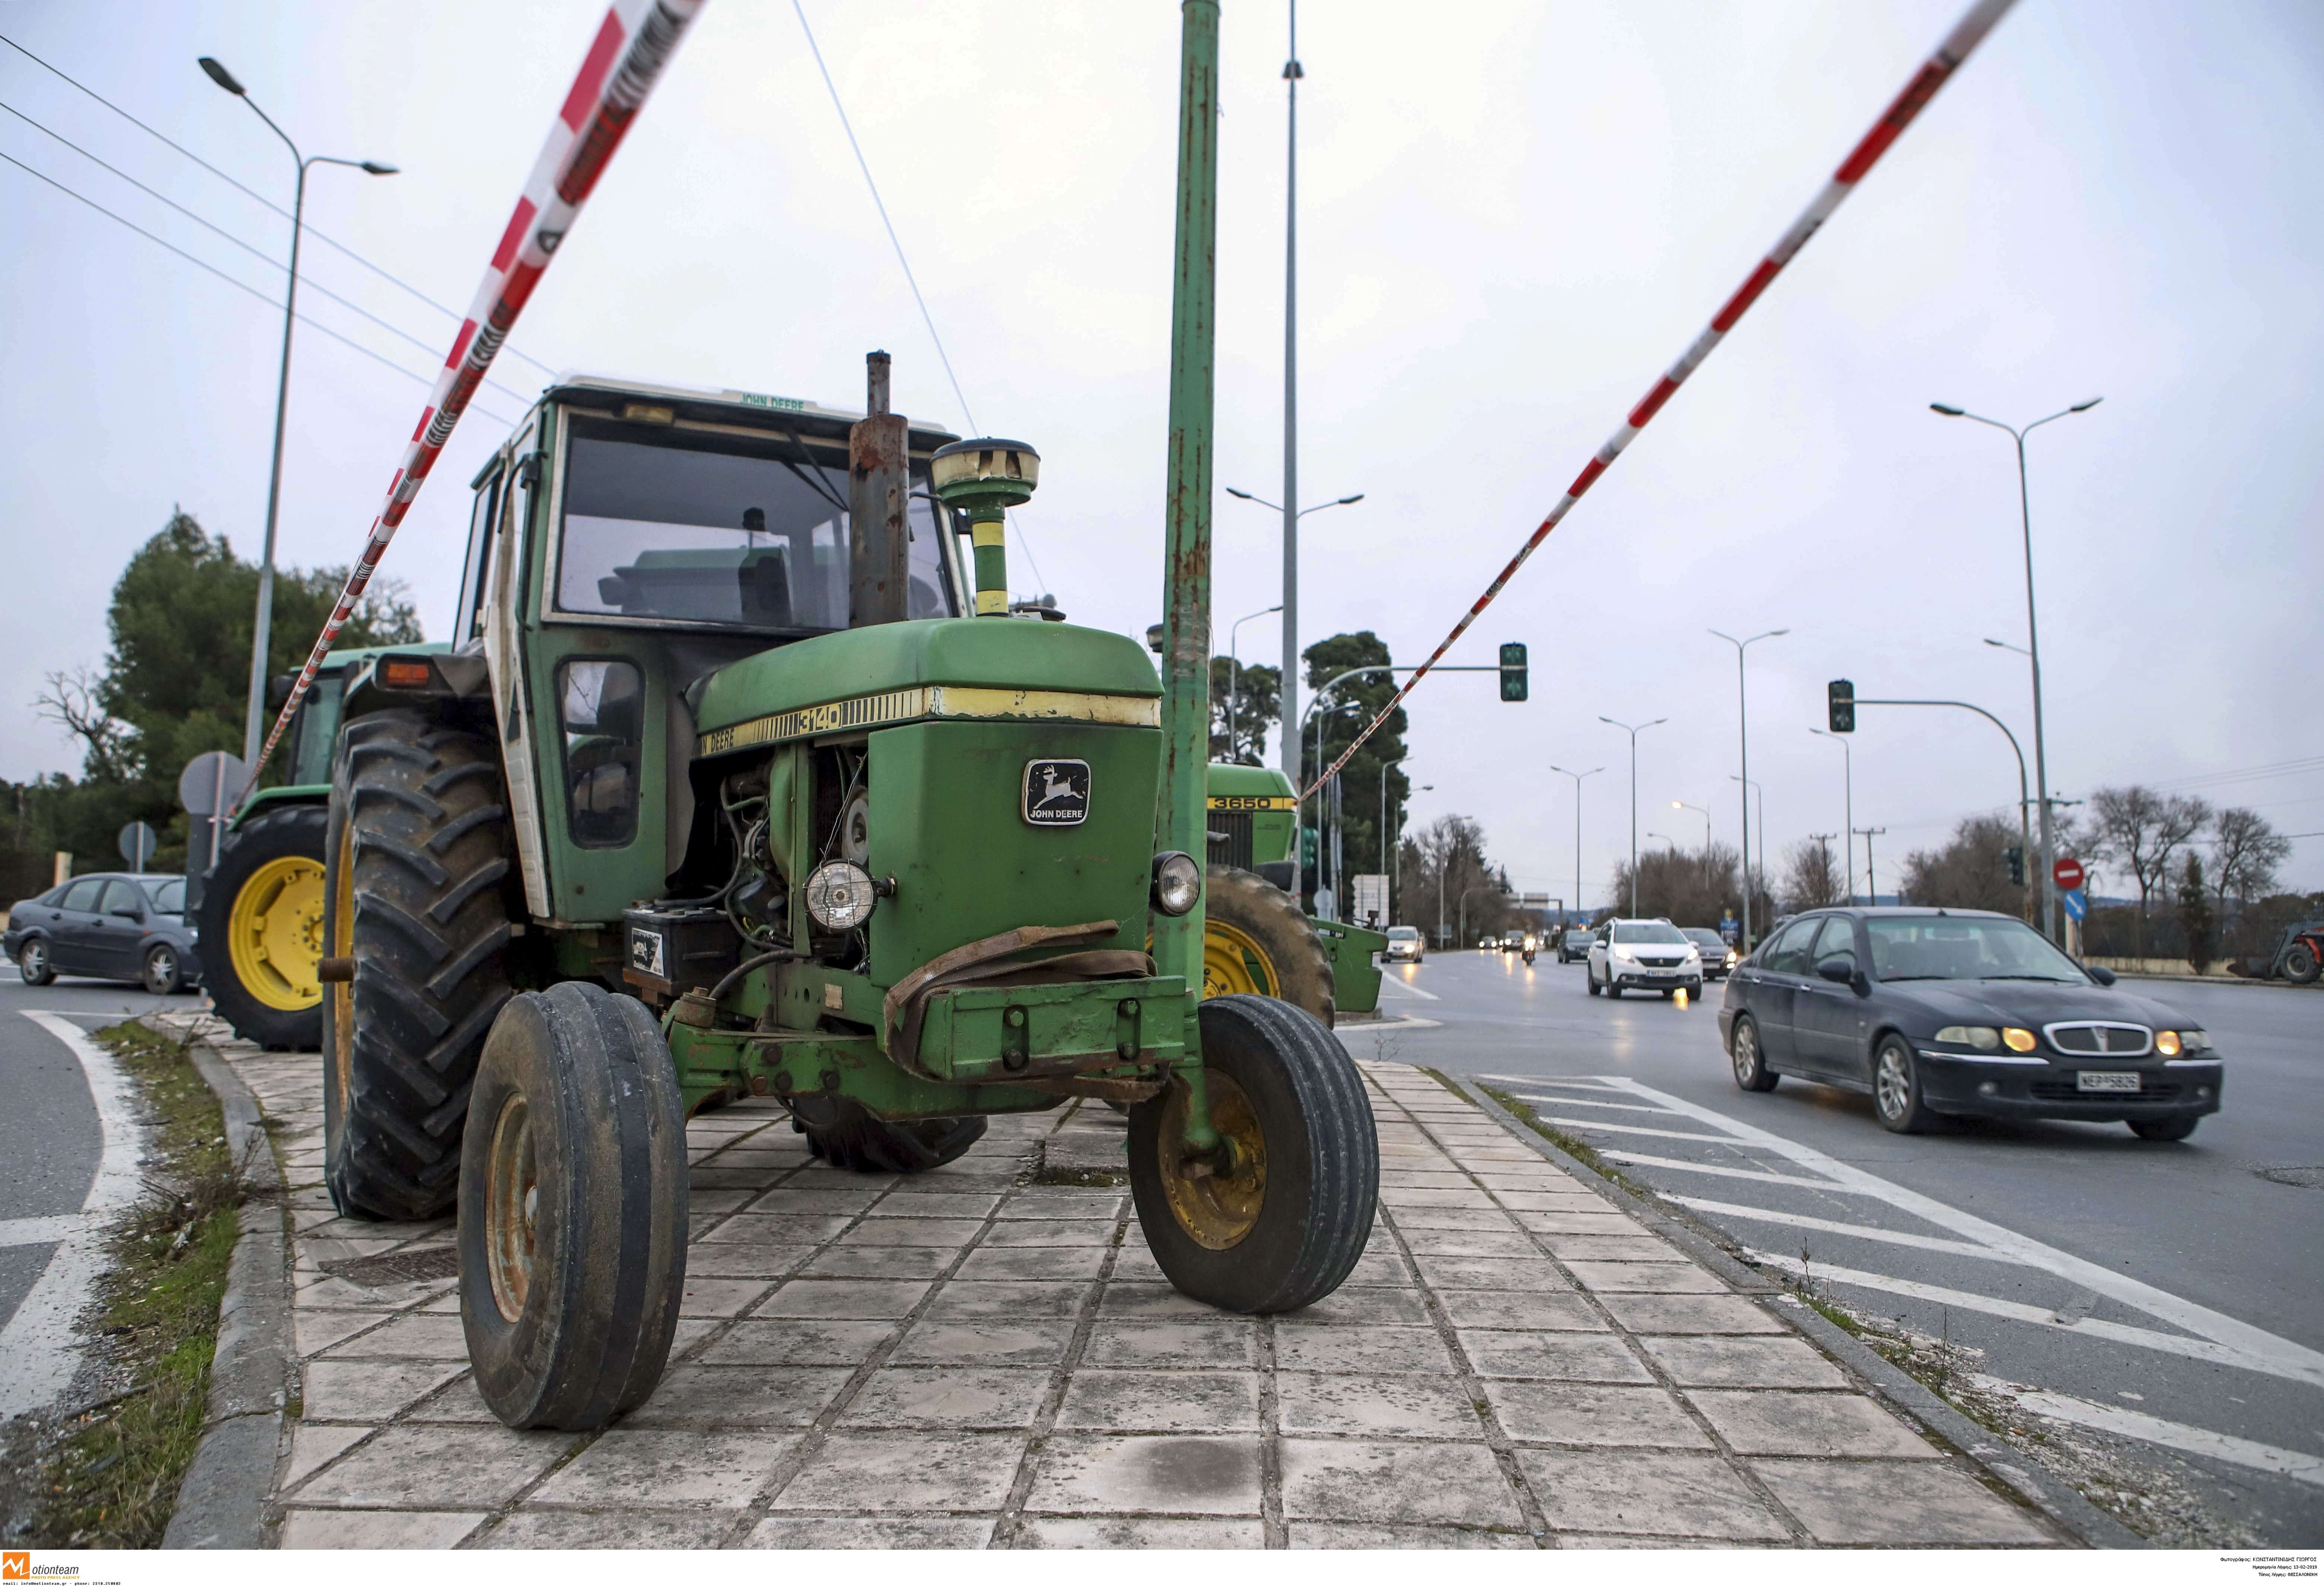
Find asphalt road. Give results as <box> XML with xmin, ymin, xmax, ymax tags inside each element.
<box><xmin>1340</xmin><ymin>951</ymin><xmax>2324</xmax><ymax>1545</ymax></box>
<box><xmin>0</xmin><ymin>965</ymin><xmax>191</xmax><ymax>1354</ymax></box>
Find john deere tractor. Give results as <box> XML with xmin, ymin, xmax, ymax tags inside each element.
<box><xmin>1200</xmin><ymin>760</ymin><xmax>1385</xmax><ymax>1024</ymax></box>
<box><xmin>193</xmin><ymin>644</ymin><xmax>447</xmax><ymax>1049</ymax></box>
<box><xmin>316</xmin><ymin>346</ymin><xmax>1378</xmax><ymax>1426</ymax></box>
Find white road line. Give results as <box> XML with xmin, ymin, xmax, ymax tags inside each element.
<box><xmin>1598</xmin><ymin>1150</ymin><xmax>1880</xmax><ymax>1194</ymax></box>
<box><xmin>1377</xmin><ymin>977</ymin><xmax>1440</xmax><ymax>1002</ymax></box>
<box><xmin>1600</xmin><ymin>1076</ymin><xmax>2324</xmax><ymax>1390</ymax></box>
<box><xmin>0</xmin><ymin>1013</ymin><xmax>147</xmax><ymax>1417</ymax></box>
<box><xmin>0</xmin><ymin>1214</ymin><xmax>88</xmax><ymax>1249</ymax></box>
<box><xmin>1971</xmin><ymin>1377</ymin><xmax>2324</xmax><ymax>1489</ymax></box>
<box><xmin>1747</xmin><ymin>1251</ymin><xmax>2323</xmax><ymax>1388</ymax></box>
<box><xmin>1476</xmin><ymin>1073</ymin><xmax>1620</xmax><ymax>1090</ymax></box>
<box><xmin>1664</xmin><ymin>1194</ymin><xmax>2031</xmax><ymax>1264</ymax></box>
<box><xmin>1536</xmin><ymin>1116</ymin><xmax>1747</xmax><ymax>1146</ymax></box>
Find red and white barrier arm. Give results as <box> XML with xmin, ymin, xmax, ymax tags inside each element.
<box><xmin>232</xmin><ymin>0</ymin><xmax>707</xmax><ymax>814</ymax></box>
<box><xmin>1304</xmin><ymin>0</ymin><xmax>2016</xmax><ymax>801</ymax></box>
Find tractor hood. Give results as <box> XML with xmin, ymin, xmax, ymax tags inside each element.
<box><xmin>689</xmin><ymin>618</ymin><xmax>1161</xmax><ymax>753</ymax></box>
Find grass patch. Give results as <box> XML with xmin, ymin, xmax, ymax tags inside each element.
<box><xmin>26</xmin><ymin>1019</ymin><xmax>249</xmax><ymax>1549</ymax></box>
<box><xmin>1477</xmin><ymin>1083</ymin><xmax>1667</xmax><ymax>1206</ymax></box>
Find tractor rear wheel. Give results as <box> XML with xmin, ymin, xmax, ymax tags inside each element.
<box><xmin>322</xmin><ymin>710</ymin><xmax>517</xmax><ymax>1221</ymax></box>
<box><xmin>2285</xmin><ymin>943</ymin><xmax>2320</xmax><ymax>984</ymax></box>
<box><xmin>459</xmin><ymin>981</ymin><xmax>688</xmax><ymax>1429</ymax></box>
<box><xmin>1129</xmin><ymin>994</ymin><xmax>1378</xmax><ymax>1314</ymax></box>
<box><xmin>1201</xmin><ymin>864</ymin><xmax>1336</xmax><ymax>1027</ymax></box>
<box><xmin>195</xmin><ymin>803</ymin><xmax>330</xmax><ymax>1049</ymax></box>
<box><xmin>798</xmin><ymin>1099</ymin><xmax>987</xmax><ymax>1174</ymax></box>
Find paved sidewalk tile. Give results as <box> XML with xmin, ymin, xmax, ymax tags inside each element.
<box><xmin>163</xmin><ymin>1011</ymin><xmax>2062</xmax><ymax>1553</ymax></box>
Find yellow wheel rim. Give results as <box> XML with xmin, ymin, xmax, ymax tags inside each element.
<box><xmin>1201</xmin><ymin>921</ymin><xmax>1278</xmax><ymax>1000</ymax></box>
<box><xmin>1156</xmin><ymin>1070</ymin><xmax>1267</xmax><ymax>1249</ymax></box>
<box><xmin>225</xmin><ymin>854</ymin><xmax>327</xmax><ymax>1011</ymax></box>
<box><xmin>484</xmin><ymin>1092</ymin><xmax>538</xmax><ymax>1323</ymax></box>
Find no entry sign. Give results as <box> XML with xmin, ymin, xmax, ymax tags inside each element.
<box><xmin>2053</xmin><ymin>856</ymin><xmax>2085</xmax><ymax>892</ymax></box>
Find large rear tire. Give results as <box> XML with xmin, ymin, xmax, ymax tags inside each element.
<box><xmin>1129</xmin><ymin>994</ymin><xmax>1378</xmax><ymax>1314</ymax></box>
<box><xmin>323</xmin><ymin>710</ymin><xmax>517</xmax><ymax>1221</ymax></box>
<box><xmin>195</xmin><ymin>803</ymin><xmax>330</xmax><ymax>1049</ymax></box>
<box><xmin>459</xmin><ymin>982</ymin><xmax>688</xmax><ymax>1429</ymax></box>
<box><xmin>2285</xmin><ymin>943</ymin><xmax>2320</xmax><ymax>984</ymax></box>
<box><xmin>798</xmin><ymin>1099</ymin><xmax>987</xmax><ymax>1174</ymax></box>
<box><xmin>1202</xmin><ymin>865</ymin><xmax>1336</xmax><ymax>1027</ymax></box>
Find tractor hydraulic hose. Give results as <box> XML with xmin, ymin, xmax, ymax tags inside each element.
<box><xmin>1303</xmin><ymin>0</ymin><xmax>2017</xmax><ymax>801</ymax></box>
<box><xmin>708</xmin><ymin>949</ymin><xmax>797</xmax><ymax>1007</ymax></box>
<box><xmin>229</xmin><ymin>0</ymin><xmax>709</xmax><ymax>818</ymax></box>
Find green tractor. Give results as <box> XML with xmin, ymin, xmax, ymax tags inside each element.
<box><xmin>193</xmin><ymin>644</ymin><xmax>448</xmax><ymax>1049</ymax></box>
<box><xmin>1200</xmin><ymin>761</ymin><xmax>1384</xmax><ymax>1023</ymax></box>
<box><xmin>315</xmin><ymin>358</ymin><xmax>1379</xmax><ymax>1427</ymax></box>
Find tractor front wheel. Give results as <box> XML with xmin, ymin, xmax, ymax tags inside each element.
<box><xmin>195</xmin><ymin>804</ymin><xmax>330</xmax><ymax>1049</ymax></box>
<box><xmin>1128</xmin><ymin>994</ymin><xmax>1378</xmax><ymax>1314</ymax></box>
<box><xmin>1201</xmin><ymin>865</ymin><xmax>1336</xmax><ymax>1027</ymax></box>
<box><xmin>323</xmin><ymin>710</ymin><xmax>516</xmax><ymax>1221</ymax></box>
<box><xmin>458</xmin><ymin>982</ymin><xmax>688</xmax><ymax>1429</ymax></box>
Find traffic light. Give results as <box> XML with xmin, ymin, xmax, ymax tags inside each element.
<box><xmin>2003</xmin><ymin>845</ymin><xmax>2025</xmax><ymax>886</ymax></box>
<box><xmin>1499</xmin><ymin>642</ymin><xmax>1528</xmax><ymax>701</ymax></box>
<box><xmin>1300</xmin><ymin>826</ymin><xmax>1320</xmax><ymax>869</ymax></box>
<box><xmin>1828</xmin><ymin>678</ymin><xmax>1855</xmax><ymax>733</ymax></box>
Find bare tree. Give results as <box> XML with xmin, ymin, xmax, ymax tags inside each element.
<box><xmin>1782</xmin><ymin>836</ymin><xmax>1846</xmax><ymax>912</ymax></box>
<box><xmin>35</xmin><ymin>667</ymin><xmax>131</xmax><ymax>782</ymax></box>
<box><xmin>1405</xmin><ymin>815</ymin><xmax>1513</xmax><ymax>945</ymax></box>
<box><xmin>1899</xmin><ymin>815</ymin><xmax>2025</xmax><ymax>914</ymax></box>
<box><xmin>2086</xmin><ymin>786</ymin><xmax>2213</xmax><ymax>953</ymax></box>
<box><xmin>2210</xmin><ymin>807</ymin><xmax>2290</xmax><ymax>913</ymax></box>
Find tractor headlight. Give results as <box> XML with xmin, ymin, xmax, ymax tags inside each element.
<box><xmin>804</xmin><ymin>861</ymin><xmax>877</xmax><ymax>931</ymax></box>
<box><xmin>1152</xmin><ymin>852</ymin><xmax>1201</xmax><ymax>916</ymax></box>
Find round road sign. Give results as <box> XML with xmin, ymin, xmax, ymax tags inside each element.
<box><xmin>2052</xmin><ymin>856</ymin><xmax>2085</xmax><ymax>892</ymax></box>
<box><xmin>177</xmin><ymin>750</ymin><xmax>250</xmax><ymax>817</ymax></box>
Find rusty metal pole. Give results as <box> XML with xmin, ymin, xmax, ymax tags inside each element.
<box><xmin>1156</xmin><ymin>0</ymin><xmax>1221</xmax><ymax>1152</ymax></box>
<box><xmin>849</xmin><ymin>351</ymin><xmax>911</xmax><ymax>626</ymax></box>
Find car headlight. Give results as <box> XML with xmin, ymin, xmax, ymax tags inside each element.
<box><xmin>1151</xmin><ymin>851</ymin><xmax>1201</xmax><ymax>916</ymax></box>
<box><xmin>804</xmin><ymin>861</ymin><xmax>878</xmax><ymax>931</ymax></box>
<box><xmin>2177</xmin><ymin>1029</ymin><xmax>2211</xmax><ymax>1054</ymax></box>
<box><xmin>2003</xmin><ymin>1026</ymin><xmax>2038</xmax><ymax>1053</ymax></box>
<box><xmin>1611</xmin><ymin>946</ymin><xmax>1635</xmax><ymax>961</ymax></box>
<box><xmin>1934</xmin><ymin>1025</ymin><xmax>2002</xmax><ymax>1051</ymax></box>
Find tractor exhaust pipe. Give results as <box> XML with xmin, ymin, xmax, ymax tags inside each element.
<box><xmin>849</xmin><ymin>350</ymin><xmax>910</xmax><ymax>627</ymax></box>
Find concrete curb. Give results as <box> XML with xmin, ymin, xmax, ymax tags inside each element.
<box><xmin>162</xmin><ymin>1026</ymin><xmax>293</xmax><ymax>1550</ymax></box>
<box><xmin>1444</xmin><ymin>1074</ymin><xmax>2143</xmax><ymax>1550</ymax></box>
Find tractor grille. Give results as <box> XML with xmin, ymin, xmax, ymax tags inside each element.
<box><xmin>2042</xmin><ymin>1021</ymin><xmax>2153</xmax><ymax>1057</ymax></box>
<box><xmin>1207</xmin><ymin>811</ymin><xmax>1255</xmax><ymax>872</ymax></box>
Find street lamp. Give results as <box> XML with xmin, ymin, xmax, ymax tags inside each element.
<box><xmin>1224</xmin><ymin>602</ymin><xmax>1282</xmax><ymax>762</ymax></box>
<box><xmin>1931</xmin><ymin>395</ymin><xmax>2102</xmax><ymax>940</ymax></box>
<box><xmin>1391</xmin><ymin>782</ymin><xmax>1430</xmax><ymax>922</ymax></box>
<box><xmin>1709</xmin><ymin>627</ymin><xmax>1787</xmax><ymax>951</ymax></box>
<box><xmin>199</xmin><ymin>56</ymin><xmax>398</xmax><ymax>767</ymax></box>
<box><xmin>1226</xmin><ymin>487</ymin><xmax>1363</xmax><ymax>786</ymax></box>
<box><xmin>1671</xmin><ymin>800</ymin><xmax>1711</xmax><ymax>850</ymax></box>
<box><xmin>1598</xmin><ymin>717</ymin><xmax>1666</xmax><ymax>917</ymax></box>
<box><xmin>1550</xmin><ymin>765</ymin><xmax>1603</xmax><ymax>921</ymax></box>
<box><xmin>1728</xmin><ymin>775</ymin><xmax>1765</xmax><ymax>890</ymax></box>
<box><xmin>1809</xmin><ymin>728</ymin><xmax>1854</xmax><ymax>905</ymax></box>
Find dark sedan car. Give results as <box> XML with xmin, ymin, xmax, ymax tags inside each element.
<box><xmin>6</xmin><ymin>872</ymin><xmax>203</xmax><ymax>994</ymax></box>
<box><xmin>1683</xmin><ymin>926</ymin><xmax>1737</xmax><ymax>980</ymax></box>
<box><xmin>1716</xmin><ymin>906</ymin><xmax>2220</xmax><ymax>1140</ymax></box>
<box><xmin>1557</xmin><ymin>927</ymin><xmax>1597</xmax><ymax>964</ymax></box>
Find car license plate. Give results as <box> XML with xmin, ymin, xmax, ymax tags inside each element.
<box><xmin>2076</xmin><ymin>1071</ymin><xmax>2141</xmax><ymax>1093</ymax></box>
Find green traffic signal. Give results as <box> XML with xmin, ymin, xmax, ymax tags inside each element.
<box><xmin>1499</xmin><ymin>642</ymin><xmax>1528</xmax><ymax>702</ymax></box>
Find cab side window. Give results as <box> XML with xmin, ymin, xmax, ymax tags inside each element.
<box><xmin>97</xmin><ymin>879</ymin><xmax>144</xmax><ymax>918</ymax></box>
<box><xmin>1761</xmin><ymin>921</ymin><xmax>1812</xmax><ymax>975</ymax></box>
<box><xmin>1810</xmin><ymin>916</ymin><xmax>1857</xmax><ymax>967</ymax></box>
<box><xmin>457</xmin><ymin>470</ymin><xmax>503</xmax><ymax>645</ymax></box>
<box><xmin>558</xmin><ymin>658</ymin><xmax>643</xmax><ymax>848</ymax></box>
<box><xmin>57</xmin><ymin>878</ymin><xmax>104</xmax><ymax>913</ymax></box>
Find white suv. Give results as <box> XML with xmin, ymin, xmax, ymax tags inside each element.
<box><xmin>1587</xmin><ymin>918</ymin><xmax>1704</xmax><ymax>999</ymax></box>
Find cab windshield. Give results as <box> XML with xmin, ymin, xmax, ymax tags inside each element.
<box><xmin>1610</xmin><ymin>922</ymin><xmax>1689</xmax><ymax>945</ymax></box>
<box><xmin>556</xmin><ymin>421</ymin><xmax>957</xmax><ymax>632</ymax></box>
<box><xmin>1866</xmin><ymin>916</ymin><xmax>2086</xmax><ymax>983</ymax></box>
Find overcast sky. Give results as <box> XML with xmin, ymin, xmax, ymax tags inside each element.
<box><xmin>4</xmin><ymin>0</ymin><xmax>2319</xmax><ymax>907</ymax></box>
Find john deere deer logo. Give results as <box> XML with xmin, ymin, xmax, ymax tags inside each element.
<box><xmin>1022</xmin><ymin>759</ymin><xmax>1090</xmax><ymax>827</ymax></box>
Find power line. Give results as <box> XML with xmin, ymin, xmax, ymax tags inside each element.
<box><xmin>1</xmin><ymin>150</ymin><xmax>519</xmax><ymax>428</ymax></box>
<box><xmin>788</xmin><ymin>0</ymin><xmax>1047</xmax><ymax>595</ymax></box>
<box><xmin>2</xmin><ymin>98</ymin><xmax>534</xmax><ymax>409</ymax></box>
<box><xmin>0</xmin><ymin>30</ymin><xmax>558</xmax><ymax>378</ymax></box>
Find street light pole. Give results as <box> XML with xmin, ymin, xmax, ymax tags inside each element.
<box><xmin>1809</xmin><ymin>728</ymin><xmax>1854</xmax><ymax>905</ymax></box>
<box><xmin>1597</xmin><ymin>718</ymin><xmax>1666</xmax><ymax>917</ymax></box>
<box><xmin>1550</xmin><ymin>765</ymin><xmax>1603</xmax><ymax>921</ymax></box>
<box><xmin>1225</xmin><ymin>602</ymin><xmax>1282</xmax><ymax>762</ymax></box>
<box><xmin>199</xmin><ymin>56</ymin><xmax>397</xmax><ymax>767</ymax></box>
<box><xmin>1225</xmin><ymin>486</ymin><xmax>1362</xmax><ymax>780</ymax></box>
<box><xmin>1709</xmin><ymin>628</ymin><xmax>1787</xmax><ymax>952</ymax></box>
<box><xmin>1671</xmin><ymin>800</ymin><xmax>1711</xmax><ymax>851</ymax></box>
<box><xmin>1728</xmin><ymin>775</ymin><xmax>1764</xmax><ymax>891</ymax></box>
<box><xmin>1931</xmin><ymin>396</ymin><xmax>2101</xmax><ymax>941</ymax></box>
<box><xmin>1392</xmin><ymin>782</ymin><xmax>1430</xmax><ymax>924</ymax></box>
